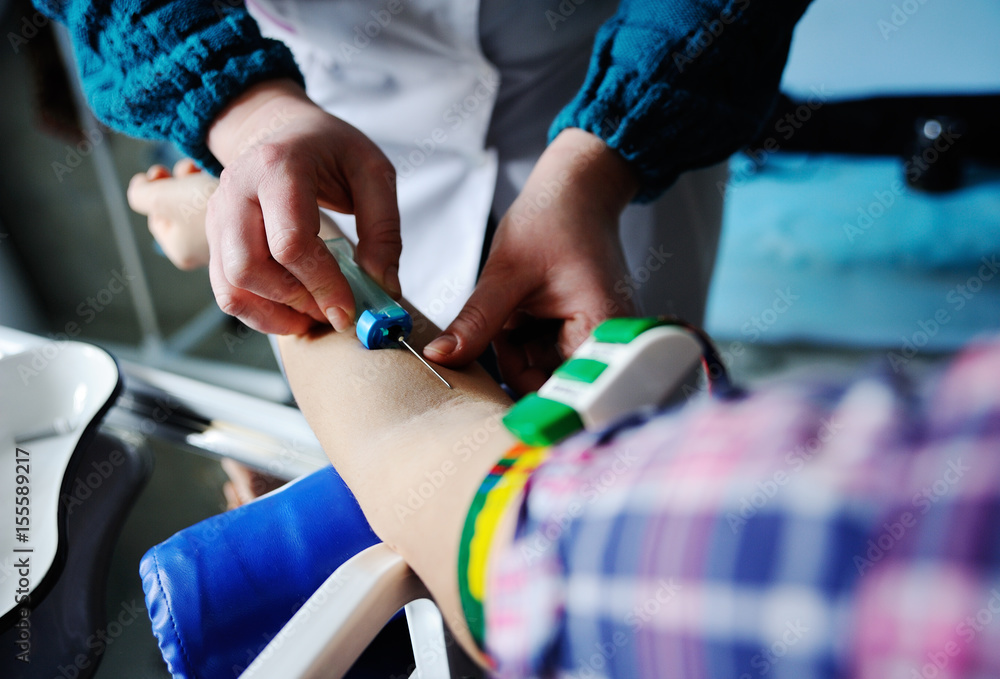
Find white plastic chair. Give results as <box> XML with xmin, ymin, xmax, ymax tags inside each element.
<box><xmin>240</xmin><ymin>543</ymin><xmax>479</xmax><ymax>679</ymax></box>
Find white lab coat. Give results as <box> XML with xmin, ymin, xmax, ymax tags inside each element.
<box><xmin>245</xmin><ymin>0</ymin><xmax>725</xmax><ymax>329</ymax></box>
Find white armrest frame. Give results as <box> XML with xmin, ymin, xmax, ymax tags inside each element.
<box><xmin>239</xmin><ymin>543</ymin><xmax>458</xmax><ymax>679</ymax></box>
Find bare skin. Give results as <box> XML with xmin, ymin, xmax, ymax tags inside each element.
<box><xmin>248</xmin><ymin>215</ymin><xmax>516</xmax><ymax>663</ymax></box>
<box><xmin>204</xmin><ymin>78</ymin><xmax>640</xmax><ymax>389</ymax></box>
<box><xmin>276</xmin><ymin>290</ymin><xmax>518</xmax><ymax>666</ymax></box>
<box><xmin>259</xmin><ymin>217</ymin><xmax>516</xmax><ymax>664</ymax></box>
<box><xmin>127</xmin><ymin>159</ymin><xmax>212</xmax><ymax>269</ymax></box>
<box><xmin>129</xmin><ymin>164</ymin><xmax>346</xmax><ymax>508</ymax></box>
<box><xmin>426</xmin><ymin>127</ymin><xmax>640</xmax><ymax>393</ymax></box>
<box><xmin>128</xmin><ymin>160</ymin><xmax>341</xmax><ymax>272</ymax></box>
<box><xmin>131</xmin><ymin>177</ymin><xmax>522</xmax><ymax>659</ymax></box>
<box><xmin>206</xmin><ymin>79</ymin><xmax>402</xmax><ymax>335</ymax></box>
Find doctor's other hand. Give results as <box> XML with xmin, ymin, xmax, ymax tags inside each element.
<box><xmin>128</xmin><ymin>159</ymin><xmax>217</xmax><ymax>270</ymax></box>
<box><xmin>205</xmin><ymin>79</ymin><xmax>402</xmax><ymax>335</ymax></box>
<box><xmin>425</xmin><ymin>128</ymin><xmax>640</xmax><ymax>395</ymax></box>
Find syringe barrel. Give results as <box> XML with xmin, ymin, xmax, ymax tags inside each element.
<box><xmin>325</xmin><ymin>238</ymin><xmax>412</xmax><ymax>349</ymax></box>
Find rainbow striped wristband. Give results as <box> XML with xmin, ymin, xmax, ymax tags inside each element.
<box><xmin>457</xmin><ymin>443</ymin><xmax>550</xmax><ymax>649</ymax></box>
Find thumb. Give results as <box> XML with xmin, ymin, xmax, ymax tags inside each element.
<box><xmin>424</xmin><ymin>263</ymin><xmax>529</xmax><ymax>367</ymax></box>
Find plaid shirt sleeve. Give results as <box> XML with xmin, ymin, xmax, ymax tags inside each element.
<box><xmin>485</xmin><ymin>336</ymin><xmax>1000</xmax><ymax>679</ymax></box>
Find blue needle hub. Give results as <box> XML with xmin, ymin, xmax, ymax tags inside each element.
<box><xmin>325</xmin><ymin>238</ymin><xmax>450</xmax><ymax>388</ymax></box>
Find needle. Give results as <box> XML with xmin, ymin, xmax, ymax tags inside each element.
<box><xmin>398</xmin><ymin>335</ymin><xmax>452</xmax><ymax>389</ymax></box>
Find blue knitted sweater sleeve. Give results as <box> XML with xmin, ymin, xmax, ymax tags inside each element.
<box><xmin>33</xmin><ymin>0</ymin><xmax>304</xmax><ymax>174</ymax></box>
<box><xmin>551</xmin><ymin>0</ymin><xmax>814</xmax><ymax>202</ymax></box>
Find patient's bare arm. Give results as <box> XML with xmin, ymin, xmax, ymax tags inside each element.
<box><xmin>277</xmin><ymin>311</ymin><xmax>516</xmax><ymax>662</ymax></box>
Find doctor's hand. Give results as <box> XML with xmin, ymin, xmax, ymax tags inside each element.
<box><xmin>205</xmin><ymin>79</ymin><xmax>402</xmax><ymax>335</ymax></box>
<box><xmin>424</xmin><ymin>128</ymin><xmax>639</xmax><ymax>395</ymax></box>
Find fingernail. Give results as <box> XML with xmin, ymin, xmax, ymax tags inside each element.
<box><xmin>425</xmin><ymin>334</ymin><xmax>456</xmax><ymax>357</ymax></box>
<box><xmin>384</xmin><ymin>265</ymin><xmax>401</xmax><ymax>297</ymax></box>
<box><xmin>326</xmin><ymin>307</ymin><xmax>352</xmax><ymax>333</ymax></box>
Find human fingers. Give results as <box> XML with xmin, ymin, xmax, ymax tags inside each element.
<box><xmin>220</xmin><ymin>458</ymin><xmax>285</xmax><ymax>507</ymax></box>
<box><xmin>350</xmin><ymin>158</ymin><xmax>402</xmax><ymax>298</ymax></box>
<box><xmin>128</xmin><ymin>164</ymin><xmax>174</xmax><ymax>213</ymax></box>
<box><xmin>424</xmin><ymin>255</ymin><xmax>533</xmax><ymax>367</ymax></box>
<box><xmin>128</xmin><ymin>170</ymin><xmax>216</xmax><ymax>220</ymax></box>
<box><xmin>223</xmin><ymin>482</ymin><xmax>242</xmax><ymax>510</ymax></box>
<box><xmin>128</xmin><ymin>168</ymin><xmax>190</xmax><ymax>217</ymax></box>
<box><xmin>493</xmin><ymin>317</ymin><xmax>564</xmax><ymax>395</ymax></box>
<box><xmin>207</xmin><ymin>233</ymin><xmax>317</xmax><ymax>335</ymax></box>
<box><xmin>203</xmin><ymin>82</ymin><xmax>398</xmax><ymax>332</ymax></box>
<box><xmin>255</xmin><ymin>167</ymin><xmax>356</xmax><ymax>331</ymax></box>
<box><xmin>127</xmin><ymin>172</ymin><xmax>157</xmax><ymax>216</ymax></box>
<box><xmin>207</xmin><ymin>167</ymin><xmax>327</xmax><ymax>329</ymax></box>
<box><xmin>147</xmin><ymin>164</ymin><xmax>171</xmax><ymax>180</ymax></box>
<box><xmin>173</xmin><ymin>157</ymin><xmax>201</xmax><ymax>177</ymax></box>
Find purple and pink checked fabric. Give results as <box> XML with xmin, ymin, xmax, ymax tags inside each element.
<box><xmin>485</xmin><ymin>336</ymin><xmax>1000</xmax><ymax>679</ymax></box>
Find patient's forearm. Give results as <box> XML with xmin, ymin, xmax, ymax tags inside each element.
<box><xmin>278</xmin><ymin>315</ymin><xmax>511</xmax><ymax>519</ymax></box>
<box><xmin>277</xmin><ymin>311</ymin><xmax>515</xmax><ymax>660</ymax></box>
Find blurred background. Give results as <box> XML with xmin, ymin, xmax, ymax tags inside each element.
<box><xmin>704</xmin><ymin>0</ymin><xmax>1000</xmax><ymax>384</ymax></box>
<box><xmin>0</xmin><ymin>0</ymin><xmax>997</xmax><ymax>676</ymax></box>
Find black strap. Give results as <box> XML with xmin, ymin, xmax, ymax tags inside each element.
<box><xmin>746</xmin><ymin>93</ymin><xmax>1000</xmax><ymax>191</ymax></box>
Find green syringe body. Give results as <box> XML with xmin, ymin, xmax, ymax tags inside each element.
<box><xmin>324</xmin><ymin>238</ymin><xmax>412</xmax><ymax>350</ymax></box>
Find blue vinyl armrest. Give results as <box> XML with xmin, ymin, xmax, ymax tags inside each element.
<box><xmin>140</xmin><ymin>466</ymin><xmax>380</xmax><ymax>679</ymax></box>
